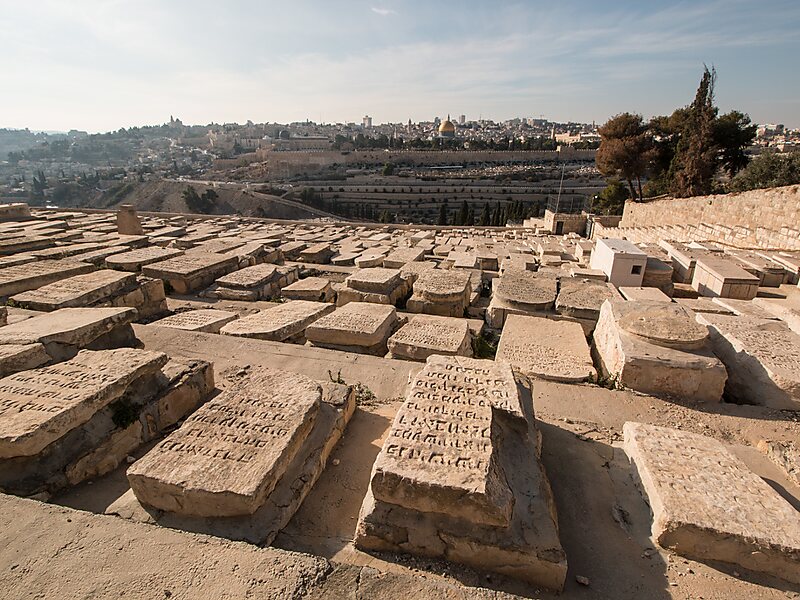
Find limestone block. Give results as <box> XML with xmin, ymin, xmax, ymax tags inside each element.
<box><xmin>153</xmin><ymin>309</ymin><xmax>239</xmax><ymax>334</ymax></box>
<box><xmin>220</xmin><ymin>300</ymin><xmax>334</xmax><ymax>342</ymax></box>
<box><xmin>0</xmin><ymin>343</ymin><xmax>50</xmax><ymax>377</ymax></box>
<box><xmin>10</xmin><ymin>270</ymin><xmax>138</xmax><ymax>311</ymax></box>
<box><xmin>0</xmin><ymin>259</ymin><xmax>94</xmax><ymax>298</ymax></box>
<box><xmin>496</xmin><ymin>314</ymin><xmax>595</xmax><ymax>382</ymax></box>
<box><xmin>387</xmin><ymin>315</ymin><xmax>471</xmax><ymax>361</ymax></box>
<box><xmin>624</xmin><ymin>422</ymin><xmax>800</xmax><ymax>585</ymax></box>
<box><xmin>106</xmin><ymin>247</ymin><xmax>184</xmax><ymax>272</ymax></box>
<box><xmin>281</xmin><ymin>277</ymin><xmax>334</xmax><ymax>302</ymax></box>
<box><xmin>306</xmin><ymin>303</ymin><xmax>396</xmax><ymax>349</ymax></box>
<box><xmin>127</xmin><ymin>368</ymin><xmax>322</xmax><ymax>517</ymax></box>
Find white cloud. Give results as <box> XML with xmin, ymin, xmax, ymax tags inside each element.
<box><xmin>371</xmin><ymin>7</ymin><xmax>396</xmax><ymax>16</ymax></box>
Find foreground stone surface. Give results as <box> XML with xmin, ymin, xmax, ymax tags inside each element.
<box><xmin>0</xmin><ymin>343</ymin><xmax>50</xmax><ymax>377</ymax></box>
<box><xmin>624</xmin><ymin>422</ymin><xmax>800</xmax><ymax>585</ymax></box>
<box><xmin>356</xmin><ymin>355</ymin><xmax>567</xmax><ymax>591</ymax></box>
<box><xmin>496</xmin><ymin>314</ymin><xmax>595</xmax><ymax>382</ymax></box>
<box><xmin>0</xmin><ymin>494</ymin><xmax>516</xmax><ymax>600</ymax></box>
<box><xmin>0</xmin><ymin>348</ymin><xmax>168</xmax><ymax>459</ymax></box>
<box><xmin>128</xmin><ymin>368</ymin><xmax>323</xmax><ymax>517</ymax></box>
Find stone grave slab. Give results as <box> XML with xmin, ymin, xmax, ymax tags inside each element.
<box><xmin>0</xmin><ymin>260</ymin><xmax>94</xmax><ymax>298</ymax></box>
<box><xmin>407</xmin><ymin>269</ymin><xmax>471</xmax><ymax>317</ymax></box>
<box><xmin>281</xmin><ymin>277</ymin><xmax>334</xmax><ymax>302</ymax></box>
<box><xmin>305</xmin><ymin>303</ymin><xmax>397</xmax><ymax>354</ymax></box>
<box><xmin>0</xmin><ymin>235</ymin><xmax>54</xmax><ymax>255</ymax></box>
<box><xmin>387</xmin><ymin>314</ymin><xmax>471</xmax><ymax>361</ymax></box>
<box><xmin>383</xmin><ymin>247</ymin><xmax>426</xmax><ymax>269</ymax></box>
<box><xmin>692</xmin><ymin>256</ymin><xmax>760</xmax><ymax>300</ymax></box>
<box><xmin>624</xmin><ymin>422</ymin><xmax>800</xmax><ymax>585</ymax></box>
<box><xmin>619</xmin><ymin>286</ymin><xmax>672</xmax><ymax>302</ymax></box>
<box><xmin>219</xmin><ymin>300</ymin><xmax>334</xmax><ymax>342</ymax></box>
<box><xmin>486</xmin><ymin>271</ymin><xmax>557</xmax><ymax>328</ymax></box>
<box><xmin>356</xmin><ymin>355</ymin><xmax>566</xmax><ymax>591</ymax></box>
<box><xmin>554</xmin><ymin>277</ymin><xmax>616</xmax><ymax>330</ymax></box>
<box><xmin>106</xmin><ymin>247</ymin><xmax>184</xmax><ymax>272</ymax></box>
<box><xmin>127</xmin><ymin>368</ymin><xmax>321</xmax><ymax>517</ymax></box>
<box><xmin>209</xmin><ymin>264</ymin><xmax>298</xmax><ymax>301</ymax></box>
<box><xmin>0</xmin><ymin>307</ymin><xmax>138</xmax><ymax>361</ymax></box>
<box><xmin>0</xmin><ymin>343</ymin><xmax>50</xmax><ymax>377</ymax></box>
<box><xmin>152</xmin><ymin>309</ymin><xmax>238</xmax><ymax>334</ymax></box>
<box><xmin>299</xmin><ymin>243</ymin><xmax>334</xmax><ymax>264</ymax></box>
<box><xmin>216</xmin><ymin>264</ymin><xmax>278</xmax><ymax>289</ymax></box>
<box><xmin>110</xmin><ymin>378</ymin><xmax>355</xmax><ymax>545</ymax></box>
<box><xmin>142</xmin><ymin>252</ymin><xmax>239</xmax><ymax>294</ymax></box>
<box><xmin>696</xmin><ymin>313</ymin><xmax>800</xmax><ymax>409</ymax></box>
<box><xmin>496</xmin><ymin>314</ymin><xmax>595</xmax><ymax>382</ymax></box>
<box><xmin>757</xmin><ymin>439</ymin><xmax>800</xmax><ymax>487</ymax></box>
<box><xmin>593</xmin><ymin>300</ymin><xmax>726</xmax><ymax>402</ymax></box>
<box><xmin>10</xmin><ymin>270</ymin><xmax>137</xmax><ymax>311</ymax></box>
<box><xmin>0</xmin><ymin>348</ymin><xmax>168</xmax><ymax>458</ymax></box>
<box><xmin>338</xmin><ymin>267</ymin><xmax>408</xmax><ymax>306</ymax></box>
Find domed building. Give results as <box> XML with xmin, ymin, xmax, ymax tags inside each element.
<box><xmin>438</xmin><ymin>115</ymin><xmax>456</xmax><ymax>139</ymax></box>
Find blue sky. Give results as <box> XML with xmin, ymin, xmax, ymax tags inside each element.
<box><xmin>1</xmin><ymin>0</ymin><xmax>798</xmax><ymax>132</ymax></box>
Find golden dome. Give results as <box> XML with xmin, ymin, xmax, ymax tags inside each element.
<box><xmin>438</xmin><ymin>119</ymin><xmax>455</xmax><ymax>133</ymax></box>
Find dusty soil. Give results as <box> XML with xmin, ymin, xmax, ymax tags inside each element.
<box><xmin>39</xmin><ymin>319</ymin><xmax>800</xmax><ymax>600</ymax></box>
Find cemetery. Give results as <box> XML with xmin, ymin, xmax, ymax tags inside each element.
<box><xmin>0</xmin><ymin>200</ymin><xmax>798</xmax><ymax>599</ymax></box>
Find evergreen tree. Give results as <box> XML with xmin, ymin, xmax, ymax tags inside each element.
<box><xmin>437</xmin><ymin>202</ymin><xmax>448</xmax><ymax>226</ymax></box>
<box><xmin>457</xmin><ymin>200</ymin><xmax>469</xmax><ymax>226</ymax></box>
<box><xmin>479</xmin><ymin>202</ymin><xmax>491</xmax><ymax>226</ymax></box>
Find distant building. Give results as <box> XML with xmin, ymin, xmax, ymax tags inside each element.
<box><xmin>438</xmin><ymin>115</ymin><xmax>456</xmax><ymax>139</ymax></box>
<box><xmin>362</xmin><ymin>115</ymin><xmax>373</xmax><ymax>129</ymax></box>
<box><xmin>458</xmin><ymin>114</ymin><xmax>466</xmax><ymax>125</ymax></box>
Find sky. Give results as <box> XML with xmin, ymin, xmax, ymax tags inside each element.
<box><xmin>1</xmin><ymin>0</ymin><xmax>798</xmax><ymax>133</ymax></box>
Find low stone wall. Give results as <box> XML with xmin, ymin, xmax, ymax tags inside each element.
<box><xmin>620</xmin><ymin>185</ymin><xmax>800</xmax><ymax>232</ymax></box>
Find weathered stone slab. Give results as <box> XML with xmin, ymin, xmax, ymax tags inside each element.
<box><xmin>106</xmin><ymin>247</ymin><xmax>184</xmax><ymax>272</ymax></box>
<box><xmin>692</xmin><ymin>256</ymin><xmax>760</xmax><ymax>300</ymax></box>
<box><xmin>496</xmin><ymin>314</ymin><xmax>595</xmax><ymax>382</ymax></box>
<box><xmin>370</xmin><ymin>356</ymin><xmax>522</xmax><ymax>526</ymax></box>
<box><xmin>387</xmin><ymin>315</ymin><xmax>471</xmax><ymax>361</ymax></box>
<box><xmin>0</xmin><ymin>344</ymin><xmax>50</xmax><ymax>377</ymax></box>
<box><xmin>619</xmin><ymin>286</ymin><xmax>672</xmax><ymax>302</ymax></box>
<box><xmin>555</xmin><ymin>277</ymin><xmax>616</xmax><ymax>324</ymax></box>
<box><xmin>494</xmin><ymin>270</ymin><xmax>557</xmax><ymax>310</ymax></box>
<box><xmin>593</xmin><ymin>300</ymin><xmax>726</xmax><ymax>402</ymax></box>
<box><xmin>346</xmin><ymin>268</ymin><xmax>402</xmax><ymax>294</ymax></box>
<box><xmin>0</xmin><ymin>348</ymin><xmax>168</xmax><ymax>458</ymax></box>
<box><xmin>383</xmin><ymin>247</ymin><xmax>425</xmax><ymax>269</ymax></box>
<box><xmin>624</xmin><ymin>422</ymin><xmax>800</xmax><ymax>585</ymax></box>
<box><xmin>215</xmin><ymin>264</ymin><xmax>278</xmax><ymax>289</ymax></box>
<box><xmin>10</xmin><ymin>270</ymin><xmax>137</xmax><ymax>311</ymax></box>
<box><xmin>299</xmin><ymin>243</ymin><xmax>334</xmax><ymax>264</ymax></box>
<box><xmin>0</xmin><ymin>235</ymin><xmax>54</xmax><ymax>256</ymax></box>
<box><xmin>356</xmin><ymin>355</ymin><xmax>566</xmax><ymax>590</ymax></box>
<box><xmin>152</xmin><ymin>309</ymin><xmax>238</xmax><ymax>333</ymax></box>
<box><xmin>220</xmin><ymin>301</ymin><xmax>334</xmax><ymax>342</ymax></box>
<box><xmin>127</xmin><ymin>368</ymin><xmax>322</xmax><ymax>517</ymax></box>
<box><xmin>142</xmin><ymin>252</ymin><xmax>239</xmax><ymax>293</ymax></box>
<box><xmin>306</xmin><ymin>303</ymin><xmax>396</xmax><ymax>350</ymax></box>
<box><xmin>615</xmin><ymin>299</ymin><xmax>709</xmax><ymax>350</ymax></box>
<box><xmin>697</xmin><ymin>313</ymin><xmax>800</xmax><ymax>408</ymax></box>
<box><xmin>415</xmin><ymin>269</ymin><xmax>471</xmax><ymax>303</ymax></box>
<box><xmin>281</xmin><ymin>277</ymin><xmax>334</xmax><ymax>302</ymax></box>
<box><xmin>0</xmin><ymin>260</ymin><xmax>94</xmax><ymax>298</ymax></box>
<box><xmin>0</xmin><ymin>307</ymin><xmax>138</xmax><ymax>360</ymax></box>
<box><xmin>757</xmin><ymin>439</ymin><xmax>800</xmax><ymax>487</ymax></box>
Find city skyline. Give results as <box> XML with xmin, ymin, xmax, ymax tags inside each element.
<box><xmin>2</xmin><ymin>0</ymin><xmax>799</xmax><ymax>133</ymax></box>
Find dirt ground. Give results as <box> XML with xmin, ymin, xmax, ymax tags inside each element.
<box><xmin>38</xmin><ymin>321</ymin><xmax>800</xmax><ymax>599</ymax></box>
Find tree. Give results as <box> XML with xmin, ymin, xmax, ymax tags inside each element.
<box><xmin>479</xmin><ymin>202</ymin><xmax>491</xmax><ymax>226</ymax></box>
<box><xmin>592</xmin><ymin>179</ymin><xmax>630</xmax><ymax>215</ymax></box>
<box><xmin>382</xmin><ymin>162</ymin><xmax>395</xmax><ymax>176</ymax></box>
<box><xmin>730</xmin><ymin>152</ymin><xmax>800</xmax><ymax>192</ymax></box>
<box><xmin>670</xmin><ymin>66</ymin><xmax>718</xmax><ymax>197</ymax></box>
<box><xmin>457</xmin><ymin>200</ymin><xmax>469</xmax><ymax>226</ymax></box>
<box><xmin>437</xmin><ymin>202</ymin><xmax>448</xmax><ymax>226</ymax></box>
<box><xmin>713</xmin><ymin>110</ymin><xmax>757</xmax><ymax>178</ymax></box>
<box><xmin>596</xmin><ymin>113</ymin><xmax>652</xmax><ymax>200</ymax></box>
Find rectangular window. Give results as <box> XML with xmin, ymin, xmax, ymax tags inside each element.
<box><xmin>631</xmin><ymin>265</ymin><xmax>642</xmax><ymax>275</ymax></box>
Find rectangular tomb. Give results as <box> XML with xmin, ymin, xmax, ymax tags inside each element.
<box><xmin>219</xmin><ymin>300</ymin><xmax>334</xmax><ymax>342</ymax></box>
<box><xmin>142</xmin><ymin>252</ymin><xmax>239</xmax><ymax>294</ymax></box>
<box><xmin>0</xmin><ymin>259</ymin><xmax>94</xmax><ymax>298</ymax></box>
<box><xmin>624</xmin><ymin>422</ymin><xmax>800</xmax><ymax>585</ymax></box>
<box><xmin>127</xmin><ymin>368</ymin><xmax>321</xmax><ymax>517</ymax></box>
<box><xmin>305</xmin><ymin>302</ymin><xmax>397</xmax><ymax>354</ymax></box>
<box><xmin>356</xmin><ymin>355</ymin><xmax>566</xmax><ymax>591</ymax></box>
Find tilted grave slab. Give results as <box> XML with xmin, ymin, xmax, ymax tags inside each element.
<box><xmin>0</xmin><ymin>348</ymin><xmax>168</xmax><ymax>460</ymax></box>
<box><xmin>105</xmin><ymin>247</ymin><xmax>184</xmax><ymax>272</ymax></box>
<box><xmin>0</xmin><ymin>344</ymin><xmax>50</xmax><ymax>378</ymax></box>
<box><xmin>496</xmin><ymin>314</ymin><xmax>595</xmax><ymax>383</ymax></box>
<box><xmin>593</xmin><ymin>300</ymin><xmax>726</xmax><ymax>402</ymax></box>
<box><xmin>208</xmin><ymin>264</ymin><xmax>298</xmax><ymax>301</ymax></box>
<box><xmin>624</xmin><ymin>422</ymin><xmax>800</xmax><ymax>585</ymax></box>
<box><xmin>356</xmin><ymin>355</ymin><xmax>566</xmax><ymax>591</ymax></box>
<box><xmin>219</xmin><ymin>300</ymin><xmax>334</xmax><ymax>342</ymax></box>
<box><xmin>112</xmin><ymin>375</ymin><xmax>355</xmax><ymax>545</ymax></box>
<box><xmin>298</xmin><ymin>242</ymin><xmax>334</xmax><ymax>264</ymax></box>
<box><xmin>0</xmin><ymin>307</ymin><xmax>139</xmax><ymax>361</ymax></box>
<box><xmin>383</xmin><ymin>247</ymin><xmax>426</xmax><ymax>269</ymax></box>
<box><xmin>697</xmin><ymin>313</ymin><xmax>800</xmax><ymax>409</ymax></box>
<box><xmin>281</xmin><ymin>277</ymin><xmax>334</xmax><ymax>302</ymax></box>
<box><xmin>0</xmin><ymin>259</ymin><xmax>94</xmax><ymax>298</ymax></box>
<box><xmin>305</xmin><ymin>302</ymin><xmax>398</xmax><ymax>354</ymax></box>
<box><xmin>554</xmin><ymin>277</ymin><xmax>616</xmax><ymax>334</ymax></box>
<box><xmin>387</xmin><ymin>314</ymin><xmax>471</xmax><ymax>361</ymax></box>
<box><xmin>10</xmin><ymin>270</ymin><xmax>139</xmax><ymax>311</ymax></box>
<box><xmin>152</xmin><ymin>309</ymin><xmax>239</xmax><ymax>334</ymax></box>
<box><xmin>142</xmin><ymin>252</ymin><xmax>239</xmax><ymax>294</ymax></box>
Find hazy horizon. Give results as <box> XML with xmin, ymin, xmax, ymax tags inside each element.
<box><xmin>2</xmin><ymin>0</ymin><xmax>799</xmax><ymax>133</ymax></box>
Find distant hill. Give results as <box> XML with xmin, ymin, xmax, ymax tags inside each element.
<box><xmin>50</xmin><ymin>179</ymin><xmax>327</xmax><ymax>220</ymax></box>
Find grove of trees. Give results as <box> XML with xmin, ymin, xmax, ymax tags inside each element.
<box><xmin>595</xmin><ymin>66</ymin><xmax>759</xmax><ymax>208</ymax></box>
